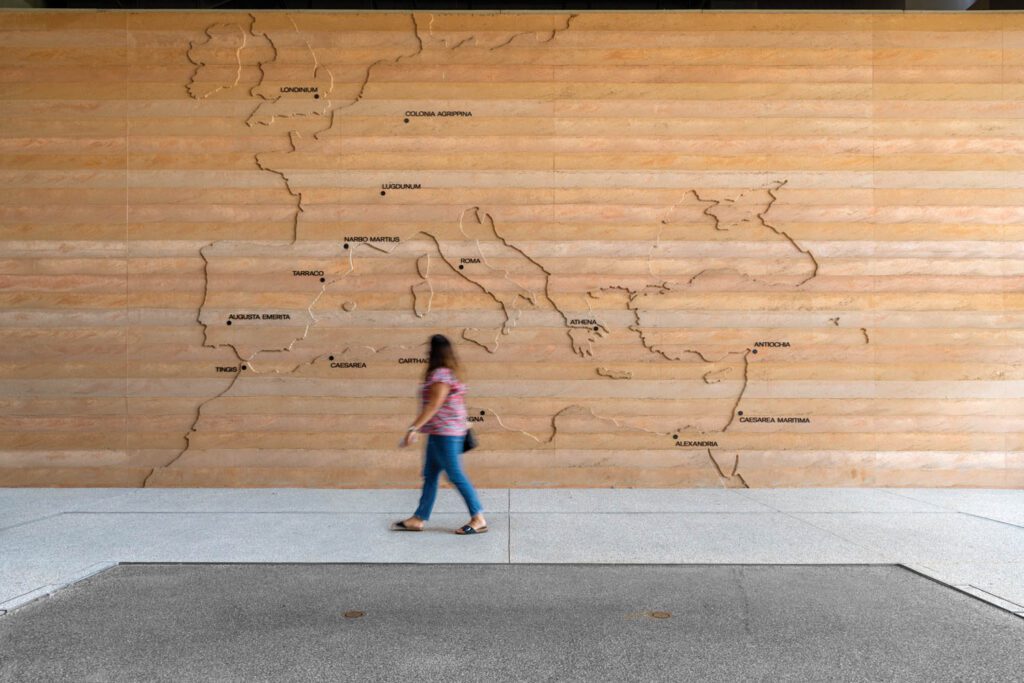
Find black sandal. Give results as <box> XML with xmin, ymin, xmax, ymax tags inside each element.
<box><xmin>392</xmin><ymin>520</ymin><xmax>423</xmax><ymax>532</ymax></box>
<box><xmin>456</xmin><ymin>524</ymin><xmax>488</xmax><ymax>535</ymax></box>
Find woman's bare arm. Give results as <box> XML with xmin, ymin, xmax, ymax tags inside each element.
<box><xmin>401</xmin><ymin>381</ymin><xmax>450</xmax><ymax>446</ymax></box>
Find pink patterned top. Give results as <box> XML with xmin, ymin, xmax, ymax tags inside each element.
<box><xmin>418</xmin><ymin>367</ymin><xmax>468</xmax><ymax>436</ymax></box>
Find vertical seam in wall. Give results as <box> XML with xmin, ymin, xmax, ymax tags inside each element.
<box><xmin>1001</xmin><ymin>24</ymin><xmax>1007</xmax><ymax>485</ymax></box>
<box><xmin>124</xmin><ymin>13</ymin><xmax>130</xmax><ymax>469</ymax></box>
<box><xmin>870</xmin><ymin>13</ymin><xmax>877</xmax><ymax>430</ymax></box>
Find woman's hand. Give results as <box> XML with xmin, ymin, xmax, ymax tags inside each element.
<box><xmin>400</xmin><ymin>430</ymin><xmax>420</xmax><ymax>448</ymax></box>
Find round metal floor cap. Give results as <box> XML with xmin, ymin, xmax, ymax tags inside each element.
<box><xmin>344</xmin><ymin>610</ymin><xmax>366</xmax><ymax>618</ymax></box>
<box><xmin>648</xmin><ymin>611</ymin><xmax>671</xmax><ymax>619</ymax></box>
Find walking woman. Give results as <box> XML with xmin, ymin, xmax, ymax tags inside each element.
<box><xmin>393</xmin><ymin>334</ymin><xmax>487</xmax><ymax>535</ymax></box>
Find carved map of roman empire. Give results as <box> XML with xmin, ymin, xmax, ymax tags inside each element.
<box><xmin>171</xmin><ymin>13</ymin><xmax>825</xmax><ymax>487</ymax></box>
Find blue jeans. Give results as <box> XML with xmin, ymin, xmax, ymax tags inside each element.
<box><xmin>414</xmin><ymin>433</ymin><xmax>484</xmax><ymax>520</ymax></box>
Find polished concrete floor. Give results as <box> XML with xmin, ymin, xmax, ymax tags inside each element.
<box><xmin>2</xmin><ymin>487</ymin><xmax>1024</xmax><ymax>621</ymax></box>
<box><xmin>2</xmin><ymin>563</ymin><xmax>1022</xmax><ymax>682</ymax></box>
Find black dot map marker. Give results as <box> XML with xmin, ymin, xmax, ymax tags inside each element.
<box><xmin>458</xmin><ymin>265</ymin><xmax>464</xmax><ymax>270</ymax></box>
<box><xmin>593</xmin><ymin>326</ymin><xmax>599</xmax><ymax>331</ymax></box>
<box><xmin>320</xmin><ymin>277</ymin><xmax>325</xmax><ymax>283</ymax></box>
<box><xmin>241</xmin><ymin>365</ymin><xmax>247</xmax><ymax>370</ymax></box>
<box><xmin>403</xmin><ymin>118</ymin><xmax>409</xmax><ymax>124</ymax></box>
<box><xmin>752</xmin><ymin>349</ymin><xmax>758</xmax><ymax>354</ymax></box>
<box><xmin>672</xmin><ymin>434</ymin><xmax>678</xmax><ymax>440</ymax></box>
<box><xmin>343</xmin><ymin>243</ymin><xmax>349</xmax><ymax>249</ymax></box>
<box><xmin>380</xmin><ymin>191</ymin><xmax>386</xmax><ymax>196</ymax></box>
<box><xmin>479</xmin><ymin>410</ymin><xmax>485</xmax><ymax>416</ymax></box>
<box><xmin>226</xmin><ymin>320</ymin><xmax>232</xmax><ymax>325</ymax></box>
<box><xmin>314</xmin><ymin>93</ymin><xmax>320</xmax><ymax>99</ymax></box>
<box><xmin>329</xmin><ymin>356</ymin><xmax>335</xmax><ymax>361</ymax></box>
<box><xmin>738</xmin><ymin>411</ymin><xmax>744</xmax><ymax>416</ymax></box>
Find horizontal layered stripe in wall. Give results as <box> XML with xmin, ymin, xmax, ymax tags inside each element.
<box><xmin>0</xmin><ymin>10</ymin><xmax>1022</xmax><ymax>488</ymax></box>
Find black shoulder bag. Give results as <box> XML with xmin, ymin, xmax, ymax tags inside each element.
<box><xmin>462</xmin><ymin>428</ymin><xmax>478</xmax><ymax>452</ymax></box>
